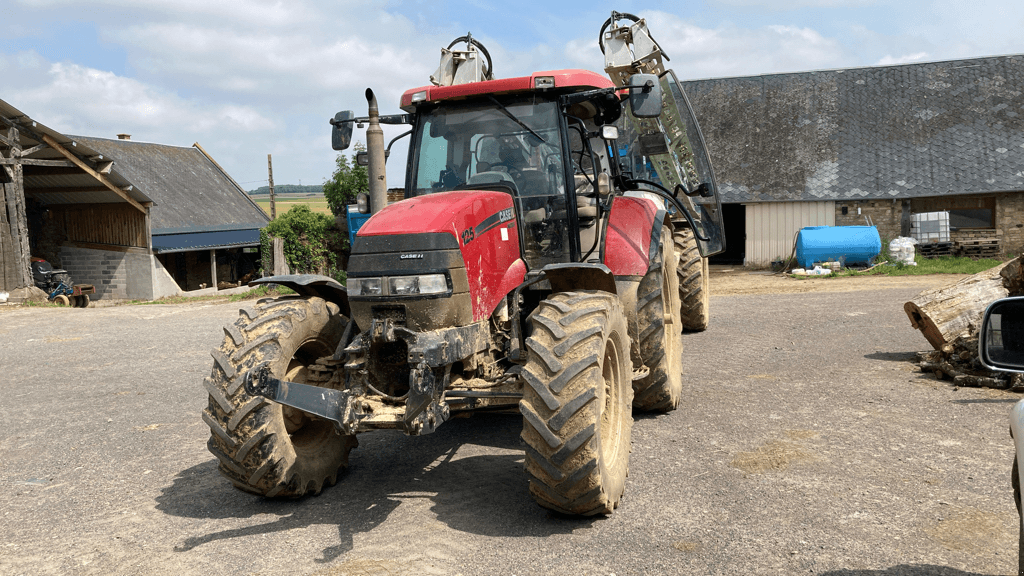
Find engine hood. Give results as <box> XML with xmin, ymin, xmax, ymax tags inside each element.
<box><xmin>357</xmin><ymin>190</ymin><xmax>511</xmax><ymax>241</ymax></box>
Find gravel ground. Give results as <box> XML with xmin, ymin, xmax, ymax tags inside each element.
<box><xmin>0</xmin><ymin>271</ymin><xmax>1018</xmax><ymax>575</ymax></box>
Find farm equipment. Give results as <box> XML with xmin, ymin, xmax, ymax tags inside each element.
<box><xmin>203</xmin><ymin>12</ymin><xmax>724</xmax><ymax>515</ymax></box>
<box><xmin>30</xmin><ymin>257</ymin><xmax>94</xmax><ymax>307</ymax></box>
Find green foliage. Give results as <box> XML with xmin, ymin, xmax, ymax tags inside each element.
<box><xmin>261</xmin><ymin>204</ymin><xmax>340</xmax><ymax>275</ymax></box>
<box><xmin>870</xmin><ymin>254</ymin><xmax>1003</xmax><ymax>276</ymax></box>
<box><xmin>323</xmin><ymin>143</ymin><xmax>368</xmax><ymax>216</ymax></box>
<box><xmin>248</xmin><ymin>184</ymin><xmax>324</xmax><ymax>196</ymax></box>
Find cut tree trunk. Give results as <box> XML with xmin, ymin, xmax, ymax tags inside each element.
<box><xmin>904</xmin><ymin>260</ymin><xmax>1012</xmax><ymax>350</ymax></box>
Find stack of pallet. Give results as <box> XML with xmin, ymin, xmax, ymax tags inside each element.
<box><xmin>917</xmin><ymin>241</ymin><xmax>956</xmax><ymax>258</ymax></box>
<box><xmin>957</xmin><ymin>238</ymin><xmax>1000</xmax><ymax>258</ymax></box>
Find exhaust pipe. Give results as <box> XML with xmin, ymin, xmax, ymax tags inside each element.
<box><xmin>365</xmin><ymin>88</ymin><xmax>388</xmax><ymax>214</ymax></box>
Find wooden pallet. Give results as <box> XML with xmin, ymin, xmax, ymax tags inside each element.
<box><xmin>917</xmin><ymin>241</ymin><xmax>955</xmax><ymax>258</ymax></box>
<box><xmin>956</xmin><ymin>238</ymin><xmax>1000</xmax><ymax>258</ymax></box>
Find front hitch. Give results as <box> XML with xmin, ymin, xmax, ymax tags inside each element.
<box><xmin>243</xmin><ymin>362</ymin><xmax>362</xmax><ymax>435</ymax></box>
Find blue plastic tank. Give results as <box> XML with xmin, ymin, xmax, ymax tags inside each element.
<box><xmin>795</xmin><ymin>226</ymin><xmax>881</xmax><ymax>268</ymax></box>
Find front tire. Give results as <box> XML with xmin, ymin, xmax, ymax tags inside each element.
<box><xmin>633</xmin><ymin>225</ymin><xmax>684</xmax><ymax>412</ymax></box>
<box><xmin>202</xmin><ymin>296</ymin><xmax>356</xmax><ymax>497</ymax></box>
<box><xmin>675</xmin><ymin>227</ymin><xmax>710</xmax><ymax>332</ymax></box>
<box><xmin>520</xmin><ymin>291</ymin><xmax>633</xmax><ymax>515</ymax></box>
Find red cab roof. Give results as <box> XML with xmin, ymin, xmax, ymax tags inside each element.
<box><xmin>400</xmin><ymin>69</ymin><xmax>614</xmax><ymax>111</ymax></box>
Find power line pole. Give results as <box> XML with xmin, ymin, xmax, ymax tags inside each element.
<box><xmin>267</xmin><ymin>154</ymin><xmax>276</xmax><ymax>219</ymax></box>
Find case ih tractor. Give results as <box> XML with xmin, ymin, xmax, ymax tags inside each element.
<box><xmin>203</xmin><ymin>13</ymin><xmax>724</xmax><ymax>515</ymax></box>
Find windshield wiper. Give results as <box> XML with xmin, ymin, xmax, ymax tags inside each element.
<box><xmin>486</xmin><ymin>96</ymin><xmax>546</xmax><ymax>144</ymax></box>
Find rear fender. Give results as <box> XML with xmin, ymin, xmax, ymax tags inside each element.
<box><xmin>603</xmin><ymin>195</ymin><xmax>668</xmax><ymax>277</ymax></box>
<box><xmin>249</xmin><ymin>274</ymin><xmax>350</xmax><ymax>317</ymax></box>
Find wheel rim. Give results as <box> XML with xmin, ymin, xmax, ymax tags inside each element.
<box><xmin>600</xmin><ymin>336</ymin><xmax>625</xmax><ymax>463</ymax></box>
<box><xmin>280</xmin><ymin>340</ymin><xmax>336</xmax><ymax>455</ymax></box>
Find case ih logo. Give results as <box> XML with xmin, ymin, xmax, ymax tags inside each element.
<box><xmin>399</xmin><ymin>253</ymin><xmax>424</xmax><ymax>260</ymax></box>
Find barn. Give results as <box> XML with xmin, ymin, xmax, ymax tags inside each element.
<box><xmin>681</xmin><ymin>54</ymin><xmax>1024</xmax><ymax>266</ymax></box>
<box><xmin>0</xmin><ymin>98</ymin><xmax>268</xmax><ymax>301</ymax></box>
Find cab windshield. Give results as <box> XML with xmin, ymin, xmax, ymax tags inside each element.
<box><xmin>408</xmin><ymin>98</ymin><xmax>566</xmax><ymax>197</ymax></box>
<box><xmin>409</xmin><ymin>97</ymin><xmax>572</xmax><ymax>266</ymax></box>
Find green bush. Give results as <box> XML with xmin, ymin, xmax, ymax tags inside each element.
<box><xmin>261</xmin><ymin>205</ymin><xmax>341</xmax><ymax>277</ymax></box>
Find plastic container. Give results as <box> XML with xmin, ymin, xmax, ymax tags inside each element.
<box><xmin>795</xmin><ymin>226</ymin><xmax>881</xmax><ymax>269</ymax></box>
<box><xmin>910</xmin><ymin>211</ymin><xmax>950</xmax><ymax>243</ymax></box>
<box><xmin>347</xmin><ymin>205</ymin><xmax>372</xmax><ymax>247</ymax></box>
<box><xmin>888</xmin><ymin>237</ymin><xmax>917</xmax><ymax>265</ymax></box>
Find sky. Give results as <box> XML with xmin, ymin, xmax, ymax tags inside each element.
<box><xmin>2</xmin><ymin>0</ymin><xmax>1022</xmax><ymax>192</ymax></box>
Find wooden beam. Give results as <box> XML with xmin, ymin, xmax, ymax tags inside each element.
<box><xmin>26</xmin><ymin>186</ymin><xmax>110</xmax><ymax>195</ymax></box>
<box><xmin>0</xmin><ymin>157</ymin><xmax>75</xmax><ymax>167</ymax></box>
<box><xmin>40</xmin><ymin>134</ymin><xmax>147</xmax><ymax>214</ymax></box>
<box><xmin>20</xmin><ymin>143</ymin><xmax>48</xmax><ymax>157</ymax></box>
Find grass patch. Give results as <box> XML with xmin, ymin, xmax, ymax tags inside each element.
<box><xmin>791</xmin><ymin>254</ymin><xmax>1004</xmax><ymax>279</ymax></box>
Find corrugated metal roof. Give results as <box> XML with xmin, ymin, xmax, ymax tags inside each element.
<box><xmin>682</xmin><ymin>54</ymin><xmax>1024</xmax><ymax>202</ymax></box>
<box><xmin>73</xmin><ymin>136</ymin><xmax>269</xmax><ymax>233</ymax></box>
<box><xmin>152</xmin><ymin>228</ymin><xmax>261</xmax><ymax>253</ymax></box>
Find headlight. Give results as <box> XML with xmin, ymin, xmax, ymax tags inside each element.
<box><xmin>348</xmin><ymin>277</ymin><xmax>382</xmax><ymax>296</ymax></box>
<box><xmin>388</xmin><ymin>274</ymin><xmax>448</xmax><ymax>296</ymax></box>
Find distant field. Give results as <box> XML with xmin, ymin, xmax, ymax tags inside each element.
<box><xmin>253</xmin><ymin>194</ymin><xmax>331</xmax><ymax>216</ymax></box>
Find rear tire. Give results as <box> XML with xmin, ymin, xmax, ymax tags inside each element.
<box><xmin>520</xmin><ymin>291</ymin><xmax>633</xmax><ymax>515</ymax></box>
<box><xmin>203</xmin><ymin>296</ymin><xmax>356</xmax><ymax>497</ymax></box>
<box><xmin>674</xmin><ymin>227</ymin><xmax>709</xmax><ymax>332</ymax></box>
<box><xmin>633</xmin><ymin>225</ymin><xmax>684</xmax><ymax>412</ymax></box>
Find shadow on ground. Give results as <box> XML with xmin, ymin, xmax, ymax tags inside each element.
<box><xmin>155</xmin><ymin>413</ymin><xmax>593</xmax><ymax>562</ymax></box>
<box><xmin>865</xmin><ymin>351</ymin><xmax>922</xmax><ymax>362</ymax></box>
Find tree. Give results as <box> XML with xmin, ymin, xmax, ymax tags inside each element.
<box><xmin>323</xmin><ymin>143</ymin><xmax>368</xmax><ymax>217</ymax></box>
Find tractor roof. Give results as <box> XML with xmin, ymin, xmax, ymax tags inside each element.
<box><xmin>400</xmin><ymin>69</ymin><xmax>614</xmax><ymax>112</ymax></box>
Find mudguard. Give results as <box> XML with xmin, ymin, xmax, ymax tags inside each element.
<box><xmin>602</xmin><ymin>195</ymin><xmax>667</xmax><ymax>277</ymax></box>
<box><xmin>249</xmin><ymin>274</ymin><xmax>350</xmax><ymax>317</ymax></box>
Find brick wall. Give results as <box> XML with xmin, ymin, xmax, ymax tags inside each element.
<box><xmin>834</xmin><ymin>200</ymin><xmax>902</xmax><ymax>242</ymax></box>
<box><xmin>834</xmin><ymin>193</ymin><xmax>1024</xmax><ymax>256</ymax></box>
<box><xmin>997</xmin><ymin>193</ymin><xmax>1024</xmax><ymax>256</ymax></box>
<box><xmin>59</xmin><ymin>245</ymin><xmax>128</xmax><ymax>300</ymax></box>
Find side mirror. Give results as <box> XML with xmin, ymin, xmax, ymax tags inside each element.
<box><xmin>331</xmin><ymin>110</ymin><xmax>355</xmax><ymax>151</ymax></box>
<box><xmin>628</xmin><ymin>73</ymin><xmax>662</xmax><ymax>118</ymax></box>
<box><xmin>980</xmin><ymin>296</ymin><xmax>1024</xmax><ymax>373</ymax></box>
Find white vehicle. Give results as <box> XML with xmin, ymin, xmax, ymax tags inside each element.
<box><xmin>979</xmin><ymin>296</ymin><xmax>1024</xmax><ymax>572</ymax></box>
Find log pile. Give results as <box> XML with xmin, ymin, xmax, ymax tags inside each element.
<box><xmin>909</xmin><ymin>255</ymin><xmax>1024</xmax><ymax>389</ymax></box>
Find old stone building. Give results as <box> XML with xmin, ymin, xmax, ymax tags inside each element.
<box><xmin>681</xmin><ymin>54</ymin><xmax>1024</xmax><ymax>266</ymax></box>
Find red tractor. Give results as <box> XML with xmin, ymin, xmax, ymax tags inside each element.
<box><xmin>203</xmin><ymin>13</ymin><xmax>724</xmax><ymax>515</ymax></box>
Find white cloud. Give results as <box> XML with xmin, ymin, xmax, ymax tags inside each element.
<box><xmin>876</xmin><ymin>52</ymin><xmax>929</xmax><ymax>65</ymax></box>
<box><xmin>567</xmin><ymin>11</ymin><xmax>850</xmax><ymax>79</ymax></box>
<box><xmin>6</xmin><ymin>58</ymin><xmax>275</xmax><ymax>140</ymax></box>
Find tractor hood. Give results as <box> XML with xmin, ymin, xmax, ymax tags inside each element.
<box><xmin>357</xmin><ymin>190</ymin><xmax>511</xmax><ymax>243</ymax></box>
<box><xmin>352</xmin><ymin>189</ymin><xmax>525</xmax><ymax>325</ymax></box>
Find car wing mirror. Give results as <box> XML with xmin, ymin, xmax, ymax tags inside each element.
<box><xmin>980</xmin><ymin>296</ymin><xmax>1024</xmax><ymax>373</ymax></box>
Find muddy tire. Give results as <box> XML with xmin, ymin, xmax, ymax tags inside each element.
<box><xmin>520</xmin><ymin>291</ymin><xmax>633</xmax><ymax>515</ymax></box>
<box><xmin>633</xmin><ymin>226</ymin><xmax>684</xmax><ymax>412</ymax></box>
<box><xmin>53</xmin><ymin>294</ymin><xmax>70</xmax><ymax>306</ymax></box>
<box><xmin>675</xmin><ymin>227</ymin><xmax>709</xmax><ymax>332</ymax></box>
<box><xmin>202</xmin><ymin>296</ymin><xmax>356</xmax><ymax>497</ymax></box>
